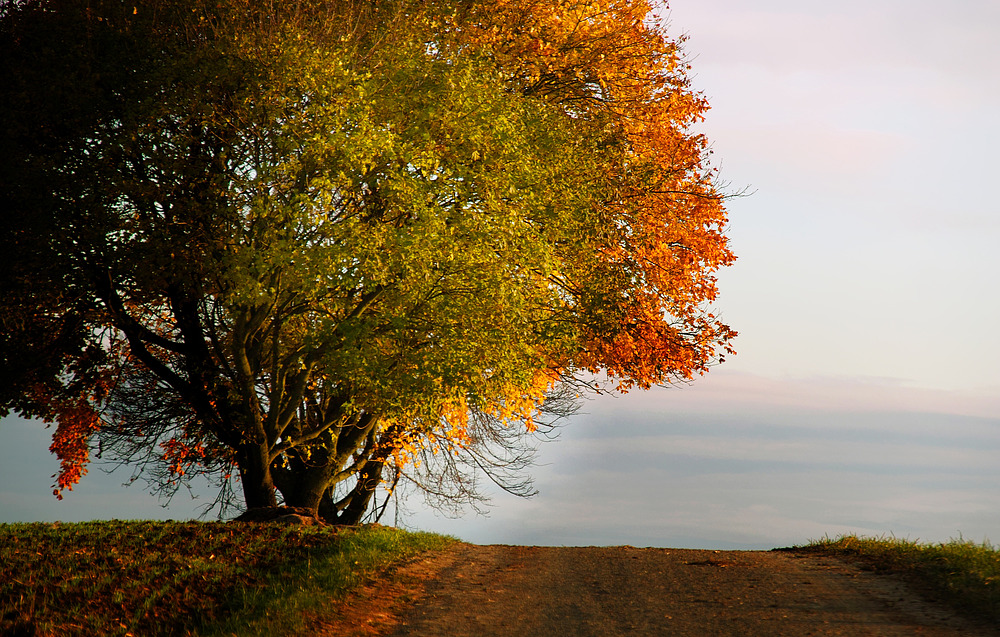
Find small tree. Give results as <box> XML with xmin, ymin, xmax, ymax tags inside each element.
<box><xmin>1</xmin><ymin>0</ymin><xmax>735</xmax><ymax>521</ymax></box>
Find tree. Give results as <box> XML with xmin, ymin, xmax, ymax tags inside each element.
<box><xmin>0</xmin><ymin>0</ymin><xmax>735</xmax><ymax>521</ymax></box>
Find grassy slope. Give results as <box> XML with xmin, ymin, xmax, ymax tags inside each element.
<box><xmin>801</xmin><ymin>535</ymin><xmax>1000</xmax><ymax>625</ymax></box>
<box><xmin>0</xmin><ymin>520</ymin><xmax>455</xmax><ymax>636</ymax></box>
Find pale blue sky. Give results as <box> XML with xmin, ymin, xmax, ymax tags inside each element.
<box><xmin>2</xmin><ymin>0</ymin><xmax>999</xmax><ymax>548</ymax></box>
<box><xmin>669</xmin><ymin>0</ymin><xmax>1000</xmax><ymax>393</ymax></box>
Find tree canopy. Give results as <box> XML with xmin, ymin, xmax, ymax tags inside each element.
<box><xmin>0</xmin><ymin>0</ymin><xmax>735</xmax><ymax>521</ymax></box>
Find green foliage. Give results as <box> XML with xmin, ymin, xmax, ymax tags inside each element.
<box><xmin>1</xmin><ymin>0</ymin><xmax>598</xmax><ymax>511</ymax></box>
<box><xmin>0</xmin><ymin>520</ymin><xmax>454</xmax><ymax>636</ymax></box>
<box><xmin>802</xmin><ymin>534</ymin><xmax>1000</xmax><ymax>624</ymax></box>
<box><xmin>1</xmin><ymin>0</ymin><xmax>735</xmax><ymax>517</ymax></box>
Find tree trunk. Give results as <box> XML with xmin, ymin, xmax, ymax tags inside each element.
<box><xmin>275</xmin><ymin>463</ymin><xmax>331</xmax><ymax>516</ymax></box>
<box><xmin>334</xmin><ymin>459</ymin><xmax>384</xmax><ymax>525</ymax></box>
<box><xmin>236</xmin><ymin>441</ymin><xmax>278</xmax><ymax>509</ymax></box>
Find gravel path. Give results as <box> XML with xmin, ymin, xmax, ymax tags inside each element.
<box><xmin>315</xmin><ymin>544</ymin><xmax>998</xmax><ymax>636</ymax></box>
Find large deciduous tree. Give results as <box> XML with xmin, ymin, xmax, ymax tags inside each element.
<box><xmin>0</xmin><ymin>0</ymin><xmax>735</xmax><ymax>521</ymax></box>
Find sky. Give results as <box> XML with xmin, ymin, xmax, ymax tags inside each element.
<box><xmin>2</xmin><ymin>0</ymin><xmax>999</xmax><ymax>549</ymax></box>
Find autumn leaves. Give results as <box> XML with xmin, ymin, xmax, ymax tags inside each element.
<box><xmin>0</xmin><ymin>0</ymin><xmax>734</xmax><ymax>518</ymax></box>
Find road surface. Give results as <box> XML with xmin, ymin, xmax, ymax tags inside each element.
<box><xmin>312</xmin><ymin>543</ymin><xmax>996</xmax><ymax>636</ymax></box>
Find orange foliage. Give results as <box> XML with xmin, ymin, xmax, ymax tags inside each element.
<box><xmin>454</xmin><ymin>0</ymin><xmax>736</xmax><ymax>390</ymax></box>
<box><xmin>46</xmin><ymin>398</ymin><xmax>100</xmax><ymax>498</ymax></box>
<box><xmin>30</xmin><ymin>336</ymin><xmax>124</xmax><ymax>498</ymax></box>
<box><xmin>31</xmin><ymin>378</ymin><xmax>112</xmax><ymax>499</ymax></box>
<box><xmin>160</xmin><ymin>438</ymin><xmax>208</xmax><ymax>478</ymax></box>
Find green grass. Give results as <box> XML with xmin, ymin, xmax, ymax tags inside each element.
<box><xmin>0</xmin><ymin>520</ymin><xmax>456</xmax><ymax>636</ymax></box>
<box><xmin>800</xmin><ymin>534</ymin><xmax>1000</xmax><ymax>624</ymax></box>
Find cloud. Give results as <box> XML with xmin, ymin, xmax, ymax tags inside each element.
<box><xmin>551</xmin><ymin>433</ymin><xmax>999</xmax><ymax>473</ymax></box>
<box><xmin>399</xmin><ymin>372</ymin><xmax>1000</xmax><ymax>549</ymax></box>
<box><xmin>587</xmin><ymin>371</ymin><xmax>1000</xmax><ymax>419</ymax></box>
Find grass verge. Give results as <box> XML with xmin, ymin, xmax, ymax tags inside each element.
<box><xmin>800</xmin><ymin>534</ymin><xmax>1000</xmax><ymax>624</ymax></box>
<box><xmin>0</xmin><ymin>520</ymin><xmax>456</xmax><ymax>636</ymax></box>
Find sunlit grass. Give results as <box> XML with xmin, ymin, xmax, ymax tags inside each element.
<box><xmin>0</xmin><ymin>520</ymin><xmax>455</xmax><ymax>636</ymax></box>
<box><xmin>802</xmin><ymin>534</ymin><xmax>1000</xmax><ymax>623</ymax></box>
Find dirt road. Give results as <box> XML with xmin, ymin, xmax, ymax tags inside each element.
<box><xmin>316</xmin><ymin>544</ymin><xmax>998</xmax><ymax>636</ymax></box>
